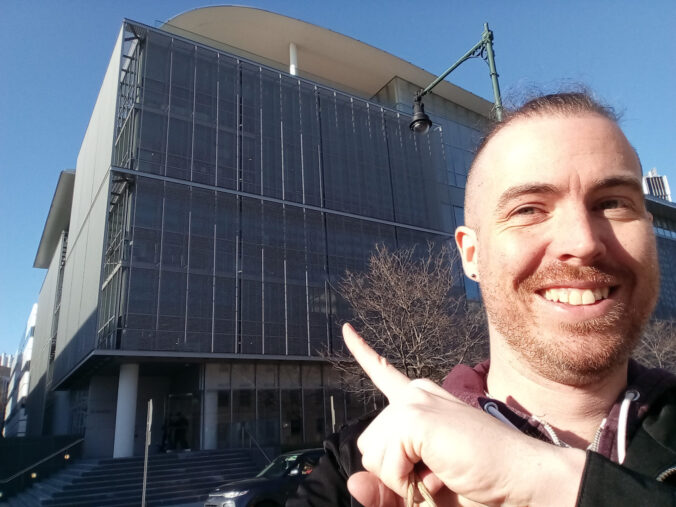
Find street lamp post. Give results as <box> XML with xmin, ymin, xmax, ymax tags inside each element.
<box><xmin>410</xmin><ymin>23</ymin><xmax>504</xmax><ymax>133</ymax></box>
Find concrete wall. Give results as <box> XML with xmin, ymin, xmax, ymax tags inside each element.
<box><xmin>25</xmin><ymin>233</ymin><xmax>66</xmax><ymax>435</ymax></box>
<box><xmin>53</xmin><ymin>28</ymin><xmax>123</xmax><ymax>385</ymax></box>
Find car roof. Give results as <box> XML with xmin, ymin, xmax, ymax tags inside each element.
<box><xmin>279</xmin><ymin>448</ymin><xmax>324</xmax><ymax>457</ymax></box>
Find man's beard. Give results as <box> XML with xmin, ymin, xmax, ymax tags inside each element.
<box><xmin>481</xmin><ymin>263</ymin><xmax>657</xmax><ymax>386</ymax></box>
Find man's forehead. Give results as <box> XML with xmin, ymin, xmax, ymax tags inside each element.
<box><xmin>473</xmin><ymin>114</ymin><xmax>640</xmax><ymax>193</ymax></box>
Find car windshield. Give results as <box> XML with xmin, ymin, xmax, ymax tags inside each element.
<box><xmin>256</xmin><ymin>453</ymin><xmax>302</xmax><ymax>478</ymax></box>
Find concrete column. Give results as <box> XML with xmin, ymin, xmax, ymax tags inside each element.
<box><xmin>113</xmin><ymin>363</ymin><xmax>139</xmax><ymax>458</ymax></box>
<box><xmin>203</xmin><ymin>390</ymin><xmax>218</xmax><ymax>450</ymax></box>
<box><xmin>289</xmin><ymin>42</ymin><xmax>298</xmax><ymax>76</ymax></box>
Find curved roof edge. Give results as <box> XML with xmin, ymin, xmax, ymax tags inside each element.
<box><xmin>162</xmin><ymin>5</ymin><xmax>493</xmax><ymax>117</ymax></box>
<box><xmin>34</xmin><ymin>171</ymin><xmax>74</xmax><ymax>269</ymax></box>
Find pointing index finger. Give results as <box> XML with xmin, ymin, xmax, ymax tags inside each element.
<box><xmin>342</xmin><ymin>323</ymin><xmax>411</xmax><ymax>401</ymax></box>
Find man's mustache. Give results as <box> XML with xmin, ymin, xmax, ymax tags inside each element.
<box><xmin>518</xmin><ymin>263</ymin><xmax>629</xmax><ymax>293</ymax></box>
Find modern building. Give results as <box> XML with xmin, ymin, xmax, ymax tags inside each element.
<box><xmin>3</xmin><ymin>305</ymin><xmax>36</xmax><ymax>437</ymax></box>
<box><xmin>0</xmin><ymin>365</ymin><xmax>10</xmax><ymax>435</ymax></box>
<box><xmin>26</xmin><ymin>6</ymin><xmax>492</xmax><ymax>458</ymax></box>
<box><xmin>643</xmin><ymin>168</ymin><xmax>672</xmax><ymax>202</ymax></box>
<box><xmin>646</xmin><ymin>196</ymin><xmax>676</xmax><ymax>320</ymax></box>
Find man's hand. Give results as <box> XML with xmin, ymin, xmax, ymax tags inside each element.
<box><xmin>342</xmin><ymin>323</ymin><xmax>586</xmax><ymax>507</ymax></box>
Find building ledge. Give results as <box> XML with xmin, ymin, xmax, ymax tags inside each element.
<box><xmin>160</xmin><ymin>5</ymin><xmax>493</xmax><ymax>116</ymax></box>
<box><xmin>34</xmin><ymin>171</ymin><xmax>75</xmax><ymax>268</ymax></box>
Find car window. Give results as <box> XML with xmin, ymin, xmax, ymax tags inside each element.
<box><xmin>257</xmin><ymin>454</ymin><xmax>301</xmax><ymax>478</ymax></box>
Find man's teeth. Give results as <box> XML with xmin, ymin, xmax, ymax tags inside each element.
<box><xmin>544</xmin><ymin>287</ymin><xmax>610</xmax><ymax>306</ymax></box>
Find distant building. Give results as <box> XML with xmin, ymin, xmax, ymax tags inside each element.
<box><xmin>3</xmin><ymin>304</ymin><xmax>36</xmax><ymax>437</ymax></box>
<box><xmin>643</xmin><ymin>168</ymin><xmax>671</xmax><ymax>202</ymax></box>
<box><xmin>646</xmin><ymin>196</ymin><xmax>676</xmax><ymax>321</ymax></box>
<box><xmin>0</xmin><ymin>365</ymin><xmax>10</xmax><ymax>433</ymax></box>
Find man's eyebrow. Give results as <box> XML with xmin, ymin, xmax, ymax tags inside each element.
<box><xmin>494</xmin><ymin>175</ymin><xmax>644</xmax><ymax>214</ymax></box>
<box><xmin>588</xmin><ymin>175</ymin><xmax>643</xmax><ymax>194</ymax></box>
<box><xmin>495</xmin><ymin>183</ymin><xmax>558</xmax><ymax>213</ymax></box>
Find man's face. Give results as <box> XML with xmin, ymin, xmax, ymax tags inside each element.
<box><xmin>457</xmin><ymin>114</ymin><xmax>659</xmax><ymax>385</ymax></box>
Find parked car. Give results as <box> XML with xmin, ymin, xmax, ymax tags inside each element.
<box><xmin>204</xmin><ymin>448</ymin><xmax>324</xmax><ymax>507</ymax></box>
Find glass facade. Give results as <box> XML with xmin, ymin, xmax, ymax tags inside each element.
<box><xmin>100</xmin><ymin>22</ymin><xmax>465</xmax><ymax>358</ymax></box>
<box><xmin>205</xmin><ymin>362</ymin><xmax>369</xmax><ymax>449</ymax></box>
<box><xmin>83</xmin><ymin>20</ymin><xmax>488</xmax><ymax>451</ymax></box>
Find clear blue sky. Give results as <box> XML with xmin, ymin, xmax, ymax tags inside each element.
<box><xmin>1</xmin><ymin>1</ymin><xmax>674</xmax><ymax>355</ymax></box>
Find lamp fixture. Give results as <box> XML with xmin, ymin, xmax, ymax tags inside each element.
<box><xmin>410</xmin><ymin>23</ymin><xmax>503</xmax><ymax>133</ymax></box>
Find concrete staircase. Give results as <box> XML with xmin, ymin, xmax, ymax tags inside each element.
<box><xmin>3</xmin><ymin>449</ymin><xmax>260</xmax><ymax>507</ymax></box>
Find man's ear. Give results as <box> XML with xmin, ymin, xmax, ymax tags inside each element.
<box><xmin>455</xmin><ymin>226</ymin><xmax>479</xmax><ymax>282</ymax></box>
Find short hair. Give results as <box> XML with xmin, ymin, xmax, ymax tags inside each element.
<box><xmin>475</xmin><ymin>91</ymin><xmax>618</xmax><ymax>160</ymax></box>
<box><xmin>464</xmin><ymin>91</ymin><xmax>621</xmax><ymax>227</ymax></box>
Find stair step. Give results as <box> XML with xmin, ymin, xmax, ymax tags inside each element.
<box><xmin>5</xmin><ymin>449</ymin><xmax>262</xmax><ymax>507</ymax></box>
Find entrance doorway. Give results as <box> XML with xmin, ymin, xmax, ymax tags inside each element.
<box><xmin>163</xmin><ymin>393</ymin><xmax>199</xmax><ymax>451</ymax></box>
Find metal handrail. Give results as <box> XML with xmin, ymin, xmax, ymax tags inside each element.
<box><xmin>0</xmin><ymin>437</ymin><xmax>84</xmax><ymax>484</ymax></box>
<box><xmin>241</xmin><ymin>426</ymin><xmax>272</xmax><ymax>464</ymax></box>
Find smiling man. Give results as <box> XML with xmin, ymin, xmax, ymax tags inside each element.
<box><xmin>288</xmin><ymin>92</ymin><xmax>676</xmax><ymax>507</ymax></box>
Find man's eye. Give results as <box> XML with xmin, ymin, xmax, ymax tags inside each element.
<box><xmin>596</xmin><ymin>199</ymin><xmax>631</xmax><ymax>211</ymax></box>
<box><xmin>598</xmin><ymin>200</ymin><xmax>621</xmax><ymax>210</ymax></box>
<box><xmin>513</xmin><ymin>206</ymin><xmax>539</xmax><ymax>215</ymax></box>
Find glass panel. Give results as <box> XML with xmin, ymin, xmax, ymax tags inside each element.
<box><xmin>217</xmin><ymin>390</ymin><xmax>232</xmax><ymax>447</ymax></box>
<box><xmin>281</xmin><ymin>389</ymin><xmax>302</xmax><ymax>448</ymax></box>
<box><xmin>261</xmin><ymin>68</ymin><xmax>282</xmax><ymax>199</ymax></box>
<box><xmin>232</xmin><ymin>363</ymin><xmax>255</xmax><ymax>389</ymax></box>
<box><xmin>142</xmin><ymin>31</ymin><xmax>171</xmax><ymax>111</ymax></box>
<box><xmin>217</xmin><ymin>54</ymin><xmax>238</xmax><ymax>189</ymax></box>
<box><xmin>302</xmin><ymin>364</ymin><xmax>321</xmax><ymax>387</ymax></box>
<box><xmin>241</xmin><ymin>63</ymin><xmax>261</xmax><ymax>194</ymax></box>
<box><xmin>256</xmin><ymin>363</ymin><xmax>278</xmax><ymax>388</ymax></box>
<box><xmin>257</xmin><ymin>389</ymin><xmax>280</xmax><ymax>445</ymax></box>
<box><xmin>303</xmin><ymin>389</ymin><xmax>324</xmax><ymax>444</ymax></box>
<box><xmin>280</xmin><ymin>364</ymin><xmax>300</xmax><ymax>388</ymax></box>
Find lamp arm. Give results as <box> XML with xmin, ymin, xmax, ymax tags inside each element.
<box><xmin>417</xmin><ymin>37</ymin><xmax>486</xmax><ymax>99</ymax></box>
<box><xmin>416</xmin><ymin>23</ymin><xmax>503</xmax><ymax>121</ymax></box>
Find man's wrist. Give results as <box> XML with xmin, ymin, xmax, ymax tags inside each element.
<box><xmin>522</xmin><ymin>444</ymin><xmax>586</xmax><ymax>507</ymax></box>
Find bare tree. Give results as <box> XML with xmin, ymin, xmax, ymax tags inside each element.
<box><xmin>326</xmin><ymin>243</ymin><xmax>489</xmax><ymax>401</ymax></box>
<box><xmin>634</xmin><ymin>319</ymin><xmax>676</xmax><ymax>374</ymax></box>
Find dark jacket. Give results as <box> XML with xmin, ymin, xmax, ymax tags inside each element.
<box><xmin>287</xmin><ymin>360</ymin><xmax>676</xmax><ymax>506</ymax></box>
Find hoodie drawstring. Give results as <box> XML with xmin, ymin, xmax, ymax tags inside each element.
<box><xmin>617</xmin><ymin>389</ymin><xmax>640</xmax><ymax>464</ymax></box>
<box><xmin>483</xmin><ymin>401</ymin><xmax>519</xmax><ymax>430</ymax></box>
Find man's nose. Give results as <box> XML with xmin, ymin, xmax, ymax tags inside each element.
<box><xmin>550</xmin><ymin>206</ymin><xmax>607</xmax><ymax>264</ymax></box>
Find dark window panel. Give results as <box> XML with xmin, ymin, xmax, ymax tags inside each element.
<box><xmin>261</xmin><ymin>69</ymin><xmax>283</xmax><ymax>199</ymax></box>
<box><xmin>241</xmin><ymin>198</ymin><xmax>262</xmax><ymax>278</ymax></box>
<box><xmin>170</xmin><ymin>39</ymin><xmax>195</xmax><ymax>119</ymax></box>
<box><xmin>299</xmin><ymin>82</ymin><xmax>322</xmax><ymax>206</ymax></box>
<box><xmin>241</xmin><ymin>279</ymin><xmax>262</xmax><ymax>354</ymax></box>
<box><xmin>281</xmin><ymin>389</ymin><xmax>303</xmax><ymax>448</ymax></box>
<box><xmin>214</xmin><ymin>276</ymin><xmax>236</xmax><ymax>352</ymax></box>
<box><xmin>194</xmin><ymin>46</ymin><xmax>218</xmax><ymax>125</ymax></box>
<box><xmin>263</xmin><ymin>281</ymin><xmax>285</xmax><ymax>355</ymax></box>
<box><xmin>287</xmin><ymin>283</ymin><xmax>309</xmax><ymax>356</ymax></box>
<box><xmin>257</xmin><ymin>390</ymin><xmax>280</xmax><ymax>445</ymax></box>
<box><xmin>166</xmin><ymin>117</ymin><xmax>192</xmax><ymax>180</ymax></box>
<box><xmin>193</xmin><ymin>124</ymin><xmax>216</xmax><ymax>185</ymax></box>
<box><xmin>126</xmin><ymin>267</ymin><xmax>159</xmax><ymax>330</ymax></box>
<box><xmin>241</xmin><ymin>63</ymin><xmax>261</xmax><ymax>194</ymax></box>
<box><xmin>187</xmin><ymin>273</ymin><xmax>213</xmax><ymax>332</ymax></box>
<box><xmin>137</xmin><ymin>110</ymin><xmax>167</xmax><ymax>175</ymax></box>
<box><xmin>158</xmin><ymin>270</ymin><xmax>186</xmax><ymax>333</ymax></box>
<box><xmin>142</xmin><ymin>31</ymin><xmax>171</xmax><ymax>111</ymax></box>
<box><xmin>134</xmin><ymin>177</ymin><xmax>164</xmax><ymax>229</ymax></box>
